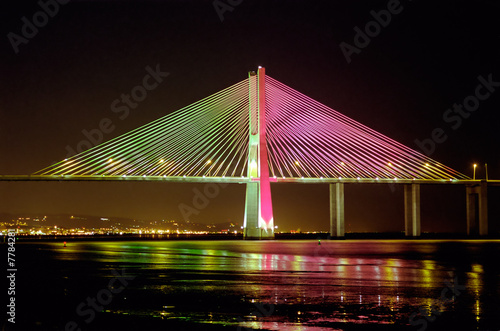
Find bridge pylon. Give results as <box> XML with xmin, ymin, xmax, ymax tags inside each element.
<box><xmin>244</xmin><ymin>67</ymin><xmax>274</xmax><ymax>239</ymax></box>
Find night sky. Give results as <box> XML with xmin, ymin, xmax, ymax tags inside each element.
<box><xmin>1</xmin><ymin>0</ymin><xmax>499</xmax><ymax>232</ymax></box>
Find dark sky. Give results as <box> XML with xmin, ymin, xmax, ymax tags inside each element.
<box><xmin>1</xmin><ymin>0</ymin><xmax>499</xmax><ymax>232</ymax></box>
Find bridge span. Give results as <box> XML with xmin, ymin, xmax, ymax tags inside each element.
<box><xmin>1</xmin><ymin>175</ymin><xmax>497</xmax><ymax>238</ymax></box>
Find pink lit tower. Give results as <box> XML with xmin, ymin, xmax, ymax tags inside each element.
<box><xmin>244</xmin><ymin>67</ymin><xmax>274</xmax><ymax>239</ymax></box>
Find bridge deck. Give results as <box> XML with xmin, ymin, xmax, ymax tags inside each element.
<box><xmin>1</xmin><ymin>175</ymin><xmax>499</xmax><ymax>186</ymax></box>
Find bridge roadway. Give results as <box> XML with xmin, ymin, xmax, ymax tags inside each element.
<box><xmin>1</xmin><ymin>175</ymin><xmax>499</xmax><ymax>186</ymax></box>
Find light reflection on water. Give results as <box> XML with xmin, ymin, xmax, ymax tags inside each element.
<box><xmin>24</xmin><ymin>240</ymin><xmax>500</xmax><ymax>330</ymax></box>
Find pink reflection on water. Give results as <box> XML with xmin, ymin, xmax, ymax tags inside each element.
<box><xmin>236</xmin><ymin>240</ymin><xmax>462</xmax><ymax>328</ymax></box>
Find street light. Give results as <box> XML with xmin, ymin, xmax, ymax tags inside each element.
<box><xmin>295</xmin><ymin>160</ymin><xmax>301</xmax><ymax>177</ymax></box>
<box><xmin>473</xmin><ymin>163</ymin><xmax>477</xmax><ymax>180</ymax></box>
<box><xmin>206</xmin><ymin>159</ymin><xmax>212</xmax><ymax>176</ymax></box>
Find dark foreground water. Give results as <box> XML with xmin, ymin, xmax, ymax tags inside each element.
<box><xmin>6</xmin><ymin>240</ymin><xmax>500</xmax><ymax>331</ymax></box>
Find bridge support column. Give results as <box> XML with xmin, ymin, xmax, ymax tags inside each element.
<box><xmin>404</xmin><ymin>184</ymin><xmax>421</xmax><ymax>237</ymax></box>
<box><xmin>244</xmin><ymin>182</ymin><xmax>260</xmax><ymax>238</ymax></box>
<box><xmin>330</xmin><ymin>183</ymin><xmax>345</xmax><ymax>238</ymax></box>
<box><xmin>466</xmin><ymin>181</ymin><xmax>488</xmax><ymax>236</ymax></box>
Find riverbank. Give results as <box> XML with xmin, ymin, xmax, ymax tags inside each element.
<box><xmin>3</xmin><ymin>232</ymin><xmax>500</xmax><ymax>242</ymax></box>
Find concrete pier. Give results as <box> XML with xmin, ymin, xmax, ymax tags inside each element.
<box><xmin>404</xmin><ymin>183</ymin><xmax>421</xmax><ymax>237</ymax></box>
<box><xmin>330</xmin><ymin>183</ymin><xmax>345</xmax><ymax>238</ymax></box>
<box><xmin>466</xmin><ymin>180</ymin><xmax>488</xmax><ymax>236</ymax></box>
<box><xmin>244</xmin><ymin>182</ymin><xmax>260</xmax><ymax>238</ymax></box>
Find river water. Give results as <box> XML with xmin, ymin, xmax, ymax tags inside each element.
<box><xmin>9</xmin><ymin>239</ymin><xmax>500</xmax><ymax>330</ymax></box>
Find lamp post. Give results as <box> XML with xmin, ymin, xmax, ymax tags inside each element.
<box><xmin>206</xmin><ymin>160</ymin><xmax>212</xmax><ymax>176</ymax></box>
<box><xmin>473</xmin><ymin>163</ymin><xmax>477</xmax><ymax>180</ymax></box>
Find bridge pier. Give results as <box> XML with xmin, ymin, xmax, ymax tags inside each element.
<box><xmin>404</xmin><ymin>183</ymin><xmax>421</xmax><ymax>237</ymax></box>
<box><xmin>329</xmin><ymin>183</ymin><xmax>345</xmax><ymax>238</ymax></box>
<box><xmin>466</xmin><ymin>181</ymin><xmax>488</xmax><ymax>236</ymax></box>
<box><xmin>244</xmin><ymin>182</ymin><xmax>260</xmax><ymax>238</ymax></box>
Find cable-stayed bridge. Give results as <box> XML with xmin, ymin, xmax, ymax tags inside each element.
<box><xmin>1</xmin><ymin>67</ymin><xmax>496</xmax><ymax>238</ymax></box>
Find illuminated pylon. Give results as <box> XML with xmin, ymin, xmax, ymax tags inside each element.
<box><xmin>244</xmin><ymin>67</ymin><xmax>274</xmax><ymax>239</ymax></box>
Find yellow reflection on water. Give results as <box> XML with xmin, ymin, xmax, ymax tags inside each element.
<box><xmin>418</xmin><ymin>260</ymin><xmax>437</xmax><ymax>288</ymax></box>
<box><xmin>468</xmin><ymin>263</ymin><xmax>483</xmax><ymax>323</ymax></box>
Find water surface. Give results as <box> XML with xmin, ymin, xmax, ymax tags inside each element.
<box><xmin>12</xmin><ymin>239</ymin><xmax>500</xmax><ymax>330</ymax></box>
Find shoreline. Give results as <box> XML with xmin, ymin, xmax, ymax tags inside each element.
<box><xmin>3</xmin><ymin>232</ymin><xmax>500</xmax><ymax>242</ymax></box>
